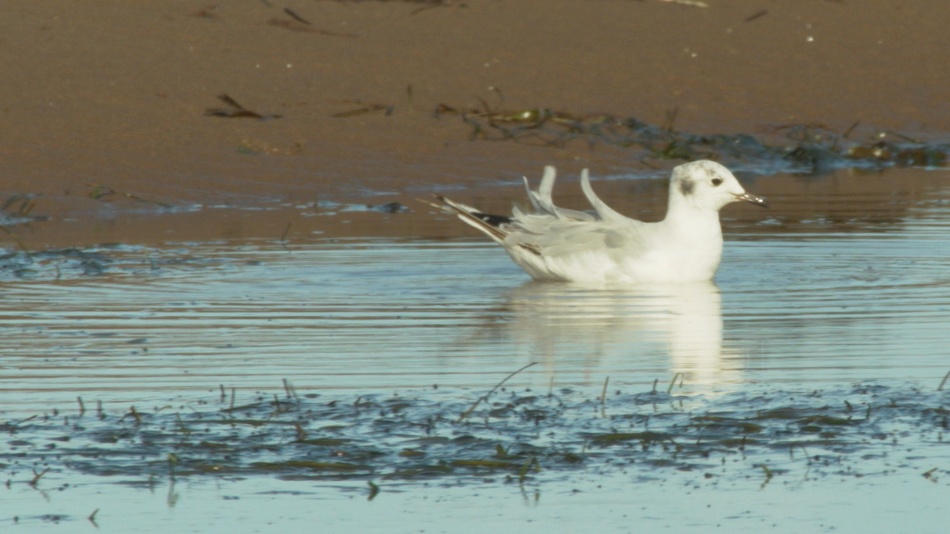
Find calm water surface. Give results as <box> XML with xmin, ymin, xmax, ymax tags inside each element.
<box><xmin>2</xmin><ymin>167</ymin><xmax>949</xmax><ymax>532</ymax></box>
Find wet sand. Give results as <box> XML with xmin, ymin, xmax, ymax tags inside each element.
<box><xmin>1</xmin><ymin>0</ymin><xmax>947</xmax><ymax>248</ymax></box>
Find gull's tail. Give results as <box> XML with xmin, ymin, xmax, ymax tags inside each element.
<box><xmin>425</xmin><ymin>195</ymin><xmax>512</xmax><ymax>245</ymax></box>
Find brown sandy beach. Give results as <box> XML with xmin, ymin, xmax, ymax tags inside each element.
<box><xmin>1</xmin><ymin>0</ymin><xmax>947</xmax><ymax>248</ymax></box>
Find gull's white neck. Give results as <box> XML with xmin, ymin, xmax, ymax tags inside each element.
<box><xmin>664</xmin><ymin>194</ymin><xmax>724</xmax><ymax>238</ymax></box>
<box><xmin>656</xmin><ymin>193</ymin><xmax>725</xmax><ymax>283</ymax></box>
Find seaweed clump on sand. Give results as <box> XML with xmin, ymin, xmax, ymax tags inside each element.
<box><xmin>430</xmin><ymin>103</ymin><xmax>949</xmax><ymax>173</ymax></box>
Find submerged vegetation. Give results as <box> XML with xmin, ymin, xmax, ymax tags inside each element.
<box><xmin>0</xmin><ymin>247</ymin><xmax>113</xmax><ymax>278</ymax></box>
<box><xmin>3</xmin><ymin>379</ymin><xmax>948</xmax><ymax>494</ymax></box>
<box><xmin>0</xmin><ymin>243</ymin><xmax>249</xmax><ymax>280</ymax></box>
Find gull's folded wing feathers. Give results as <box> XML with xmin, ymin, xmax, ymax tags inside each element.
<box><xmin>536</xmin><ymin>166</ymin><xmax>559</xmax><ymax>217</ymax></box>
<box><xmin>510</xmin><ymin>217</ymin><xmax>647</xmax><ymax>259</ymax></box>
<box><xmin>580</xmin><ymin>169</ymin><xmax>631</xmax><ymax>224</ymax></box>
<box><xmin>522</xmin><ymin>176</ymin><xmax>542</xmax><ymax>211</ymax></box>
<box><xmin>522</xmin><ymin>166</ymin><xmax>595</xmax><ymax>222</ymax></box>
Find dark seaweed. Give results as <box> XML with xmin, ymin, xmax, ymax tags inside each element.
<box><xmin>3</xmin><ymin>382</ymin><xmax>947</xmax><ymax>489</ymax></box>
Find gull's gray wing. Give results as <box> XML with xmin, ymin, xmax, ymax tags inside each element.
<box><xmin>507</xmin><ymin>215</ymin><xmax>651</xmax><ymax>261</ymax></box>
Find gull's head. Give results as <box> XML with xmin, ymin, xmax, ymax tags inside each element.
<box><xmin>670</xmin><ymin>160</ymin><xmax>767</xmax><ymax>211</ymax></box>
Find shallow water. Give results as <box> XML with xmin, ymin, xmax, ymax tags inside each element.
<box><xmin>2</xmin><ymin>166</ymin><xmax>950</xmax><ymax>532</ymax></box>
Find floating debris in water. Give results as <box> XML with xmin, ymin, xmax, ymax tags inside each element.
<box><xmin>369</xmin><ymin>202</ymin><xmax>409</xmax><ymax>214</ymax></box>
<box><xmin>314</xmin><ymin>200</ymin><xmax>409</xmax><ymax>214</ymax></box>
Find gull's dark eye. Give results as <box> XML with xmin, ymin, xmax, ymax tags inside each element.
<box><xmin>711</xmin><ymin>177</ymin><xmax>723</xmax><ymax>186</ymax></box>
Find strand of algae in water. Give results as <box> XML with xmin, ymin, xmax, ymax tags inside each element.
<box><xmin>937</xmin><ymin>370</ymin><xmax>950</xmax><ymax>391</ymax></box>
<box><xmin>457</xmin><ymin>362</ymin><xmax>537</xmax><ymax>423</ymax></box>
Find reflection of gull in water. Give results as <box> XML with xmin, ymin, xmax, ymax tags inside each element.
<box><xmin>432</xmin><ymin>161</ymin><xmax>766</xmax><ymax>285</ymax></box>
<box><xmin>500</xmin><ymin>281</ymin><xmax>738</xmax><ymax>389</ymax></box>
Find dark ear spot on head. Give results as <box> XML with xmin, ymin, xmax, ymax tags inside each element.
<box><xmin>678</xmin><ymin>177</ymin><xmax>694</xmax><ymax>196</ymax></box>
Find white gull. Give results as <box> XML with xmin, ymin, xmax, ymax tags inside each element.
<box><xmin>432</xmin><ymin>160</ymin><xmax>767</xmax><ymax>285</ymax></box>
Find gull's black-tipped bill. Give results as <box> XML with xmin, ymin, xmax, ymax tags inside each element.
<box><xmin>735</xmin><ymin>192</ymin><xmax>768</xmax><ymax>208</ymax></box>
